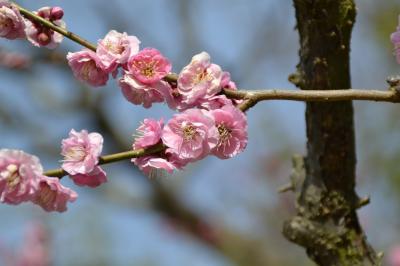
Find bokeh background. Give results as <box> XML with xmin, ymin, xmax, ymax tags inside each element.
<box><xmin>1</xmin><ymin>0</ymin><xmax>400</xmax><ymax>265</ymax></box>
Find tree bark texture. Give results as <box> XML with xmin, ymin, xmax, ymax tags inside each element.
<box><xmin>283</xmin><ymin>1</ymin><xmax>380</xmax><ymax>265</ymax></box>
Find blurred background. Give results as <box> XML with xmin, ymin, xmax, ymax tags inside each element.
<box><xmin>0</xmin><ymin>0</ymin><xmax>400</xmax><ymax>265</ymax></box>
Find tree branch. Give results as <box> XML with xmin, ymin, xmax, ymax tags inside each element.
<box><xmin>14</xmin><ymin>1</ymin><xmax>400</xmax><ymax>114</ymax></box>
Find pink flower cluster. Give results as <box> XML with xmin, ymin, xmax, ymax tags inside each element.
<box><xmin>0</xmin><ymin>1</ymin><xmax>65</xmax><ymax>48</ymax></box>
<box><xmin>132</xmin><ymin>103</ymin><xmax>248</xmax><ymax>176</ymax></box>
<box><xmin>0</xmin><ymin>149</ymin><xmax>77</xmax><ymax>212</ymax></box>
<box><xmin>123</xmin><ymin>50</ymin><xmax>248</xmax><ymax>176</ymax></box>
<box><xmin>0</xmin><ymin>129</ymin><xmax>107</xmax><ymax>212</ymax></box>
<box><xmin>2</xmin><ymin>3</ymin><xmax>250</xmax><ymax>208</ymax></box>
<box><xmin>391</xmin><ymin>15</ymin><xmax>400</xmax><ymax>64</ymax></box>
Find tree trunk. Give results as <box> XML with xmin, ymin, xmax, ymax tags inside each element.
<box><xmin>283</xmin><ymin>1</ymin><xmax>380</xmax><ymax>265</ymax></box>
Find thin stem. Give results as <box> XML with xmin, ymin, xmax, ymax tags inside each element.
<box><xmin>44</xmin><ymin>143</ymin><xmax>166</xmax><ymax>178</ymax></box>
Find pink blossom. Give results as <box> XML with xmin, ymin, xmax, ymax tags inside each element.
<box><xmin>118</xmin><ymin>72</ymin><xmax>165</xmax><ymax>108</ymax></box>
<box><xmin>199</xmin><ymin>95</ymin><xmax>234</xmax><ymax>111</ymax></box>
<box><xmin>221</xmin><ymin>71</ymin><xmax>237</xmax><ymax>90</ymax></box>
<box><xmin>67</xmin><ymin>50</ymin><xmax>110</xmax><ymax>87</ymax></box>
<box><xmin>389</xmin><ymin>245</ymin><xmax>400</xmax><ymax>266</ymax></box>
<box><xmin>0</xmin><ymin>149</ymin><xmax>42</xmax><ymax>205</ymax></box>
<box><xmin>32</xmin><ymin>176</ymin><xmax>77</xmax><ymax>213</ymax></box>
<box><xmin>0</xmin><ymin>0</ymin><xmax>26</xmax><ymax>39</ymax></box>
<box><xmin>132</xmin><ymin>156</ymin><xmax>178</xmax><ymax>177</ymax></box>
<box><xmin>391</xmin><ymin>16</ymin><xmax>400</xmax><ymax>64</ymax></box>
<box><xmin>61</xmin><ymin>129</ymin><xmax>103</xmax><ymax>175</ymax></box>
<box><xmin>127</xmin><ymin>48</ymin><xmax>171</xmax><ymax>84</ymax></box>
<box><xmin>177</xmin><ymin>52</ymin><xmax>222</xmax><ymax>104</ymax></box>
<box><xmin>133</xmin><ymin>118</ymin><xmax>163</xmax><ymax>149</ymax></box>
<box><xmin>162</xmin><ymin>108</ymin><xmax>218</xmax><ymax>161</ymax></box>
<box><xmin>158</xmin><ymin>83</ymin><xmax>193</xmax><ymax>111</ymax></box>
<box><xmin>69</xmin><ymin>166</ymin><xmax>107</xmax><ymax>188</ymax></box>
<box><xmin>25</xmin><ymin>7</ymin><xmax>65</xmax><ymax>49</ymax></box>
<box><xmin>210</xmin><ymin>104</ymin><xmax>248</xmax><ymax>159</ymax></box>
<box><xmin>97</xmin><ymin>30</ymin><xmax>140</xmax><ymax>70</ymax></box>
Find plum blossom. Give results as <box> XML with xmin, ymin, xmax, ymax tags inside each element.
<box><xmin>0</xmin><ymin>0</ymin><xmax>26</xmax><ymax>39</ymax></box>
<box><xmin>162</xmin><ymin>108</ymin><xmax>218</xmax><ymax>161</ymax></box>
<box><xmin>199</xmin><ymin>95</ymin><xmax>234</xmax><ymax>111</ymax></box>
<box><xmin>131</xmin><ymin>118</ymin><xmax>184</xmax><ymax>176</ymax></box>
<box><xmin>209</xmin><ymin>104</ymin><xmax>248</xmax><ymax>159</ymax></box>
<box><xmin>127</xmin><ymin>48</ymin><xmax>171</xmax><ymax>84</ymax></box>
<box><xmin>97</xmin><ymin>30</ymin><xmax>140</xmax><ymax>70</ymax></box>
<box><xmin>118</xmin><ymin>72</ymin><xmax>166</xmax><ymax>108</ymax></box>
<box><xmin>0</xmin><ymin>149</ymin><xmax>42</xmax><ymax>204</ymax></box>
<box><xmin>177</xmin><ymin>52</ymin><xmax>222</xmax><ymax>105</ymax></box>
<box><xmin>67</xmin><ymin>50</ymin><xmax>110</xmax><ymax>87</ymax></box>
<box><xmin>61</xmin><ymin>129</ymin><xmax>103</xmax><ymax>175</ymax></box>
<box><xmin>132</xmin><ymin>156</ymin><xmax>180</xmax><ymax>177</ymax></box>
<box><xmin>220</xmin><ymin>71</ymin><xmax>237</xmax><ymax>90</ymax></box>
<box><xmin>133</xmin><ymin>118</ymin><xmax>163</xmax><ymax>149</ymax></box>
<box><xmin>391</xmin><ymin>15</ymin><xmax>400</xmax><ymax>64</ymax></box>
<box><xmin>61</xmin><ymin>129</ymin><xmax>107</xmax><ymax>187</ymax></box>
<box><xmin>32</xmin><ymin>176</ymin><xmax>77</xmax><ymax>212</ymax></box>
<box><xmin>25</xmin><ymin>6</ymin><xmax>65</xmax><ymax>49</ymax></box>
<box><xmin>68</xmin><ymin>166</ymin><xmax>106</xmax><ymax>188</ymax></box>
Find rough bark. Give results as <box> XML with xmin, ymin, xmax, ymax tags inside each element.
<box><xmin>283</xmin><ymin>1</ymin><xmax>380</xmax><ymax>265</ymax></box>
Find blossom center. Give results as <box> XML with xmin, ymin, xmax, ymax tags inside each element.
<box><xmin>182</xmin><ymin>124</ymin><xmax>197</xmax><ymax>141</ymax></box>
<box><xmin>36</xmin><ymin>183</ymin><xmax>56</xmax><ymax>206</ymax></box>
<box><xmin>141</xmin><ymin>65</ymin><xmax>155</xmax><ymax>77</ymax></box>
<box><xmin>193</xmin><ymin>69</ymin><xmax>210</xmax><ymax>84</ymax></box>
<box><xmin>1</xmin><ymin>164</ymin><xmax>20</xmax><ymax>189</ymax></box>
<box><xmin>64</xmin><ymin>146</ymin><xmax>86</xmax><ymax>162</ymax></box>
<box><xmin>217</xmin><ymin>124</ymin><xmax>232</xmax><ymax>145</ymax></box>
<box><xmin>105</xmin><ymin>40</ymin><xmax>124</xmax><ymax>55</ymax></box>
<box><xmin>81</xmin><ymin>61</ymin><xmax>95</xmax><ymax>81</ymax></box>
<box><xmin>0</xmin><ymin>8</ymin><xmax>12</xmax><ymax>30</ymax></box>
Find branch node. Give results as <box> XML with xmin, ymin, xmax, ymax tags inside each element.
<box><xmin>278</xmin><ymin>183</ymin><xmax>294</xmax><ymax>193</ymax></box>
<box><xmin>355</xmin><ymin>196</ymin><xmax>370</xmax><ymax>209</ymax></box>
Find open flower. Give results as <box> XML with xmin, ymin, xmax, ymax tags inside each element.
<box><xmin>177</xmin><ymin>52</ymin><xmax>222</xmax><ymax>105</ymax></box>
<box><xmin>0</xmin><ymin>0</ymin><xmax>26</xmax><ymax>39</ymax></box>
<box><xmin>61</xmin><ymin>129</ymin><xmax>103</xmax><ymax>175</ymax></box>
<box><xmin>32</xmin><ymin>176</ymin><xmax>77</xmax><ymax>212</ymax></box>
<box><xmin>127</xmin><ymin>48</ymin><xmax>171</xmax><ymax>84</ymax></box>
<box><xmin>25</xmin><ymin>6</ymin><xmax>65</xmax><ymax>49</ymax></box>
<box><xmin>97</xmin><ymin>30</ymin><xmax>140</xmax><ymax>70</ymax></box>
<box><xmin>131</xmin><ymin>118</ymin><xmax>186</xmax><ymax>176</ymax></box>
<box><xmin>67</xmin><ymin>50</ymin><xmax>110</xmax><ymax>87</ymax></box>
<box><xmin>162</xmin><ymin>108</ymin><xmax>218</xmax><ymax>161</ymax></box>
<box><xmin>61</xmin><ymin>129</ymin><xmax>107</xmax><ymax>187</ymax></box>
<box><xmin>133</xmin><ymin>118</ymin><xmax>163</xmax><ymax>149</ymax></box>
<box><xmin>118</xmin><ymin>72</ymin><xmax>166</xmax><ymax>108</ymax></box>
<box><xmin>391</xmin><ymin>15</ymin><xmax>400</xmax><ymax>64</ymax></box>
<box><xmin>0</xmin><ymin>149</ymin><xmax>42</xmax><ymax>204</ymax></box>
<box><xmin>209</xmin><ymin>104</ymin><xmax>248</xmax><ymax>159</ymax></box>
